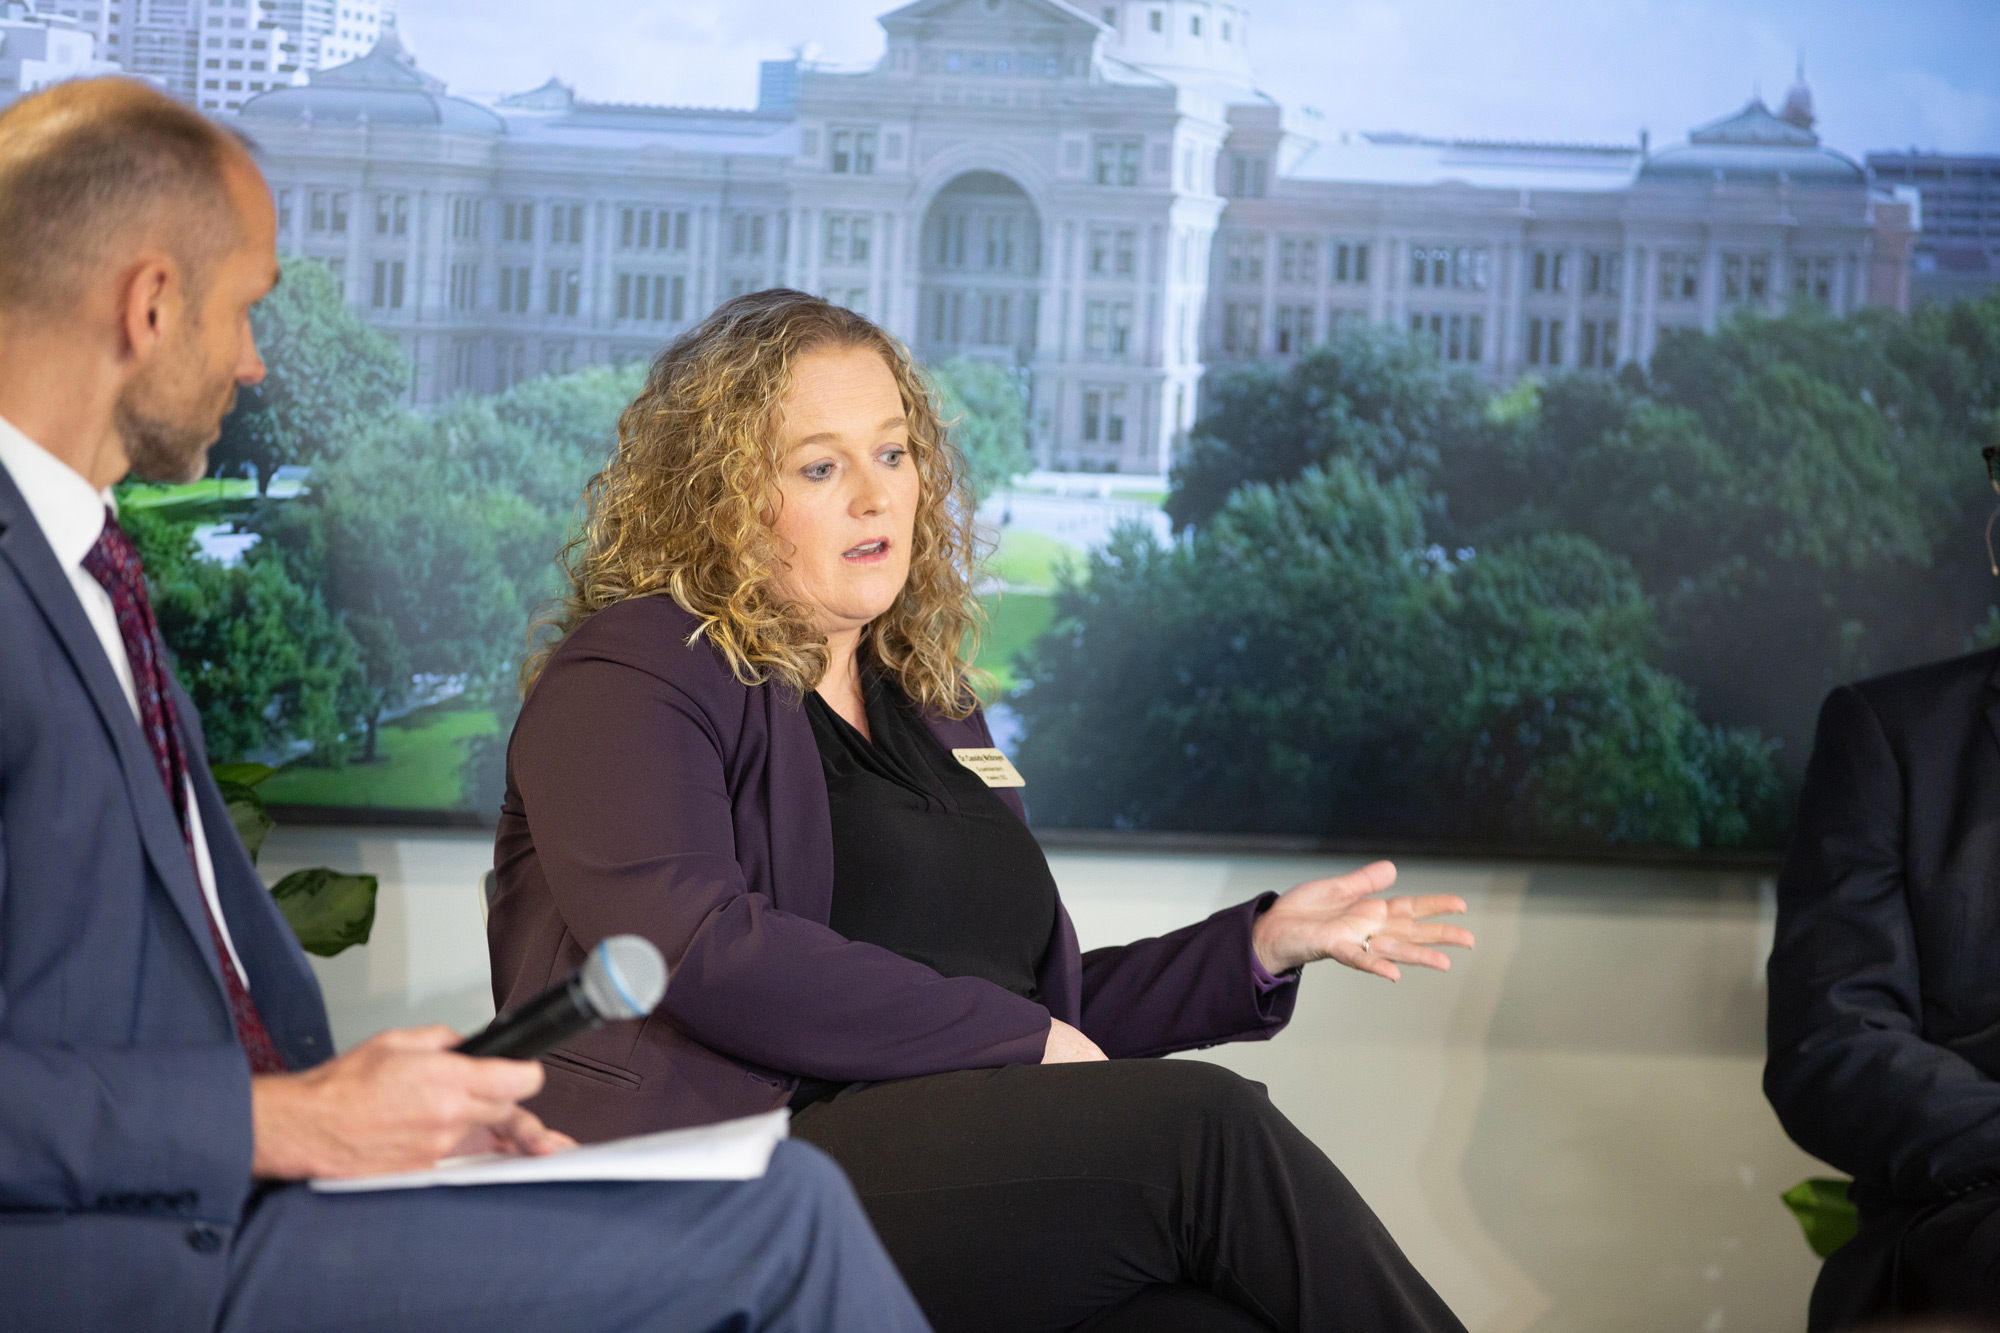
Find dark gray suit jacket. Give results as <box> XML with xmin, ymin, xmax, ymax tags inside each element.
<box><xmin>0</xmin><ymin>464</ymin><xmax>333</xmax><ymax>1331</ymax></box>
<box><xmin>1767</xmin><ymin>647</ymin><xmax>2000</xmax><ymax>1326</ymax></box>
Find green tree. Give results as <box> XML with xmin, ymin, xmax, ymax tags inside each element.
<box><xmin>486</xmin><ymin>360</ymin><xmax>646</xmax><ymax>466</ymax></box>
<box><xmin>1166</xmin><ymin>323</ymin><xmax>1489</xmax><ymax>530</ymax></box>
<box><xmin>122</xmin><ymin>501</ymin><xmax>368</xmax><ymax>765</ymax></box>
<box><xmin>209</xmin><ymin>257</ymin><xmax>408</xmax><ymax>494</ymax></box>
<box><xmin>1014</xmin><ymin>463</ymin><xmax>1779</xmax><ymax>847</ymax></box>
<box><xmin>1435</xmin><ymin>300</ymin><xmax>2000</xmax><ymax>778</ymax></box>
<box><xmin>250</xmin><ymin>369</ymin><xmax>611</xmax><ymax>773</ymax></box>
<box><xmin>253</xmin><ymin>420</ymin><xmax>538</xmax><ymax>761</ymax></box>
<box><xmin>930</xmin><ymin>356</ymin><xmax>1033</xmax><ymax>502</ymax></box>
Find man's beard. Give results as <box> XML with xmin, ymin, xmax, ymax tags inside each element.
<box><xmin>113</xmin><ymin>342</ymin><xmax>236</xmax><ymax>485</ymax></box>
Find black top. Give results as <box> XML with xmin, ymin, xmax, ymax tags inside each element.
<box><xmin>792</xmin><ymin>672</ymin><xmax>1058</xmax><ymax>1108</ymax></box>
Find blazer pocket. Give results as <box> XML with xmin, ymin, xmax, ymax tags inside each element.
<box><xmin>542</xmin><ymin>1049</ymin><xmax>642</xmax><ymax>1092</ymax></box>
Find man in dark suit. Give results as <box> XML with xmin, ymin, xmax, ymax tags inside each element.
<box><xmin>0</xmin><ymin>78</ymin><xmax>929</xmax><ymax>1332</ymax></box>
<box><xmin>1768</xmin><ymin>640</ymin><xmax>2000</xmax><ymax>1328</ymax></box>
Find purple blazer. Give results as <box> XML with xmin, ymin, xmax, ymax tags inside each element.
<box><xmin>489</xmin><ymin>596</ymin><xmax>1299</xmax><ymax>1142</ymax></box>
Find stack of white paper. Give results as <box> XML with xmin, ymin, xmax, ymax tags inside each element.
<box><xmin>310</xmin><ymin>1109</ymin><xmax>789</xmax><ymax>1193</ymax></box>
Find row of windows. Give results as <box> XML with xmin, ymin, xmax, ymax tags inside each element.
<box><xmin>824</xmin><ymin>215</ymin><xmax>873</xmax><ymax>268</ymax></box>
<box><xmin>1224</xmin><ymin>237</ymin><xmax>1372</xmax><ymax>287</ymax></box>
<box><xmin>294</xmin><ymin>197</ymin><xmax>779</xmax><ymax>256</ymax></box>
<box><xmin>1525</xmin><ymin>248</ymin><xmax>1625</xmax><ymax>296</ymax></box>
<box><xmin>616</xmin><ymin>272</ymin><xmax>689</xmax><ymax>324</ymax></box>
<box><xmin>933</xmin><ymin>213</ymin><xmax>1039</xmax><ymax>273</ymax></box>
<box><xmin>1084</xmin><ymin>300</ymin><xmax>1136</xmax><ymax>355</ymax></box>
<box><xmin>1188</xmin><ymin>302</ymin><xmax>1344</xmax><ymax>358</ymax></box>
<box><xmin>447</xmin><ymin>262</ymin><xmax>478</xmax><ymax>312</ymax></box>
<box><xmin>1080</xmin><ymin>388</ymin><xmax>1127</xmax><ymax>445</ymax></box>
<box><xmin>450</xmin><ymin>198</ymin><xmax>481</xmax><ymax>242</ymax></box>
<box><xmin>1412</xmin><ymin>246</ymin><xmax>1491</xmax><ymax>292</ymax></box>
<box><xmin>1089</xmin><ymin>228</ymin><xmax>1137</xmax><ymax>278</ymax></box>
<box><xmin>1524</xmin><ymin>317</ymin><xmax>1620</xmax><ymax>369</ymax></box>
<box><xmin>1410</xmin><ymin>311</ymin><xmax>1487</xmax><ymax>364</ymax></box>
<box><xmin>931</xmin><ymin>291</ymin><xmax>1035</xmax><ymax>348</ymax></box>
<box><xmin>932</xmin><ymin>49</ymin><xmax>1065</xmax><ymax>77</ymax></box>
<box><xmin>1657</xmin><ymin>252</ymin><xmax>1841</xmax><ymax>305</ymax></box>
<box><xmin>1096</xmin><ymin>139</ymin><xmax>1144</xmax><ymax>188</ymax></box>
<box><xmin>278</xmin><ymin>192</ymin><xmax>597</xmax><ymax>248</ymax></box>
<box><xmin>618</xmin><ymin>207</ymin><xmax>689</xmax><ymax>252</ymax></box>
<box><xmin>1225</xmin><ymin>154</ymin><xmax>1268</xmax><ymax>199</ymax></box>
<box><xmin>369</xmin><ymin>261</ymin><xmax>604</xmax><ymax>319</ymax></box>
<box><xmin>1100</xmin><ymin>5</ymin><xmax>1246</xmax><ymax>42</ymax></box>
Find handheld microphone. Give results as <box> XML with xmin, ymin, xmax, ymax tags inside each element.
<box><xmin>456</xmin><ymin>934</ymin><xmax>667</xmax><ymax>1060</ymax></box>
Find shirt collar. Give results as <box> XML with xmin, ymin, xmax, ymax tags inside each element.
<box><xmin>0</xmin><ymin>413</ymin><xmax>115</xmax><ymax>573</ymax></box>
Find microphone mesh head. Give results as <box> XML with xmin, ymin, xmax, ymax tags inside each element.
<box><xmin>580</xmin><ymin>935</ymin><xmax>668</xmax><ymax>1020</ymax></box>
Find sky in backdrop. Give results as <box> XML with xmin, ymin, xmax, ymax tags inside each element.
<box><xmin>395</xmin><ymin>0</ymin><xmax>2000</xmax><ymax>158</ymax></box>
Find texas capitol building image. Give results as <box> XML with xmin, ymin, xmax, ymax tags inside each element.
<box><xmin>222</xmin><ymin>0</ymin><xmax>1912</xmax><ymax>475</ymax></box>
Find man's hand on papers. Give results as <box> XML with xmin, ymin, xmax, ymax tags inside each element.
<box><xmin>250</xmin><ymin>1025</ymin><xmax>576</xmax><ymax>1180</ymax></box>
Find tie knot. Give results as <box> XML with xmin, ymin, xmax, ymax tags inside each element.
<box><xmin>82</xmin><ymin>509</ymin><xmax>143</xmax><ymax>598</ymax></box>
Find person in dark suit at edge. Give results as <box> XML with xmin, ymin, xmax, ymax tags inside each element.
<box><xmin>1766</xmin><ymin>445</ymin><xmax>2000</xmax><ymax>1328</ymax></box>
<box><xmin>0</xmin><ymin>77</ymin><xmax>932</xmax><ymax>1333</ymax></box>
<box><xmin>488</xmin><ymin>286</ymin><xmax>1476</xmax><ymax>1333</ymax></box>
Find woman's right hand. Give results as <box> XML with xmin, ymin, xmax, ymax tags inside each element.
<box><xmin>1042</xmin><ymin>1017</ymin><xmax>1109</xmax><ymax>1064</ymax></box>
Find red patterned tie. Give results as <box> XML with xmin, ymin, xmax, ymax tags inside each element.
<box><xmin>83</xmin><ymin>511</ymin><xmax>288</xmax><ymax>1075</ymax></box>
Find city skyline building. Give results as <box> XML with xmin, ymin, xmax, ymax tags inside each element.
<box><xmin>222</xmin><ymin>1</ymin><xmax>1920</xmax><ymax>471</ymax></box>
<box><xmin>1866</xmin><ymin>148</ymin><xmax>2000</xmax><ymax>305</ymax></box>
<box><xmin>0</xmin><ymin>3</ymin><xmax>120</xmax><ymax>98</ymax></box>
<box><xmin>28</xmin><ymin>0</ymin><xmax>383</xmax><ymax>107</ymax></box>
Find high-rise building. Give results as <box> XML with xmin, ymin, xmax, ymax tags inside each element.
<box><xmin>1865</xmin><ymin>150</ymin><xmax>2000</xmax><ymax>304</ymax></box>
<box><xmin>0</xmin><ymin>3</ymin><xmax>120</xmax><ymax>102</ymax></box>
<box><xmin>257</xmin><ymin>0</ymin><xmax>383</xmax><ymax>79</ymax></box>
<box><xmin>758</xmin><ymin>58</ymin><xmax>799</xmax><ymax>115</ymax></box>
<box><xmin>186</xmin><ymin>0</ymin><xmax>289</xmax><ymax>111</ymax></box>
<box><xmin>126</xmin><ymin>0</ymin><xmax>199</xmax><ymax>100</ymax></box>
<box><xmin>42</xmin><ymin>0</ymin><xmax>130</xmax><ymax>66</ymax></box>
<box><xmin>236</xmin><ymin>4</ymin><xmax>1913</xmax><ymax>474</ymax></box>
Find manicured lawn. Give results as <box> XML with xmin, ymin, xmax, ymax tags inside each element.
<box><xmin>258</xmin><ymin>591</ymin><xmax>1060</xmax><ymax>809</ymax></box>
<box><xmin>119</xmin><ymin>477</ymin><xmax>258</xmax><ymax>513</ymax></box>
<box><xmin>986</xmin><ymin>529</ymin><xmax>1082</xmax><ymax>592</ymax></box>
<box><xmin>261</xmin><ymin>701</ymin><xmax>497</xmax><ymax>810</ymax></box>
<box><xmin>974</xmin><ymin>591</ymin><xmax>1055</xmax><ymax>694</ymax></box>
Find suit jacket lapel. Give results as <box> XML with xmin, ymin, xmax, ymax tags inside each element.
<box><xmin>172</xmin><ymin>672</ymin><xmax>336</xmax><ymax>1066</ymax></box>
<box><xmin>0</xmin><ymin>469</ymin><xmax>230</xmax><ymax>1000</ymax></box>
<box><xmin>1986</xmin><ymin>657</ymin><xmax>2000</xmax><ymax>764</ymax></box>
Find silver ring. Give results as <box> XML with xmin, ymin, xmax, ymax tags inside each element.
<box><xmin>1359</xmin><ymin>935</ymin><xmax>1374</xmax><ymax>955</ymax></box>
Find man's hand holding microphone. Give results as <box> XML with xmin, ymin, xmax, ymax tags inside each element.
<box><xmin>252</xmin><ymin>935</ymin><xmax>666</xmax><ymax>1180</ymax></box>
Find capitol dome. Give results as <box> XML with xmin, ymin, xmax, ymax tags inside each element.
<box><xmin>1638</xmin><ymin>96</ymin><xmax>1860</xmax><ymax>186</ymax></box>
<box><xmin>238</xmin><ymin>29</ymin><xmax>505</xmax><ymax>135</ymax></box>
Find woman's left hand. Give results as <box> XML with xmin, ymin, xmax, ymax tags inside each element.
<box><xmin>1249</xmin><ymin>861</ymin><xmax>1474</xmax><ymax>982</ymax></box>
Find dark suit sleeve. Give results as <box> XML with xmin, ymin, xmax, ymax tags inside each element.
<box><xmin>1765</xmin><ymin>685</ymin><xmax>2000</xmax><ymax>1201</ymax></box>
<box><xmin>512</xmin><ymin>651</ymin><xmax>1051</xmax><ymax>1083</ymax></box>
<box><xmin>1073</xmin><ymin>895</ymin><xmax>1298</xmax><ymax>1059</ymax></box>
<box><xmin>0</xmin><ymin>804</ymin><xmax>255</xmax><ymax>1220</ymax></box>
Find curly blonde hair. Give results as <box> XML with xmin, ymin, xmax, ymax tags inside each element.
<box><xmin>525</xmin><ymin>288</ymin><xmax>988</xmax><ymax>718</ymax></box>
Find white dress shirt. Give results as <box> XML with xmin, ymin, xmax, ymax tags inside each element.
<box><xmin>0</xmin><ymin>414</ymin><xmax>248</xmax><ymax>983</ymax></box>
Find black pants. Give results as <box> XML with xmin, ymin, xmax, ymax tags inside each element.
<box><xmin>1813</xmin><ymin>1184</ymin><xmax>2000</xmax><ymax>1330</ymax></box>
<box><xmin>790</xmin><ymin>1058</ymin><xmax>1465</xmax><ymax>1333</ymax></box>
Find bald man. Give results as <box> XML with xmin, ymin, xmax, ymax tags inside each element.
<box><xmin>0</xmin><ymin>78</ymin><xmax>930</xmax><ymax>1333</ymax></box>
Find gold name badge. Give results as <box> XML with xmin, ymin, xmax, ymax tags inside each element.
<box><xmin>951</xmin><ymin>747</ymin><xmax>1027</xmax><ymax>788</ymax></box>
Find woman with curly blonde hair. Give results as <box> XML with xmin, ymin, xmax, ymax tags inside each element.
<box><xmin>490</xmin><ymin>289</ymin><xmax>1470</xmax><ymax>1333</ymax></box>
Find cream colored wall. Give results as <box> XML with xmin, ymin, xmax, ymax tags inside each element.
<box><xmin>264</xmin><ymin>828</ymin><xmax>1831</xmax><ymax>1331</ymax></box>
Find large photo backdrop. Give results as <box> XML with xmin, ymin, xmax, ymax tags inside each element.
<box><xmin>98</xmin><ymin>0</ymin><xmax>2000</xmax><ymax>855</ymax></box>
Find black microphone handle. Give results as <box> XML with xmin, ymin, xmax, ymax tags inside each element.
<box><xmin>456</xmin><ymin>976</ymin><xmax>606</xmax><ymax>1059</ymax></box>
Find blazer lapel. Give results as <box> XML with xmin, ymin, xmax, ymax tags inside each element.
<box><xmin>1987</xmin><ymin>657</ymin><xmax>2000</xmax><ymax>764</ymax></box>
<box><xmin>0</xmin><ymin>469</ymin><xmax>231</xmax><ymax>1000</ymax></box>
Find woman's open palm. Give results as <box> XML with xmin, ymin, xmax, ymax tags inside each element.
<box><xmin>1249</xmin><ymin>861</ymin><xmax>1474</xmax><ymax>982</ymax></box>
